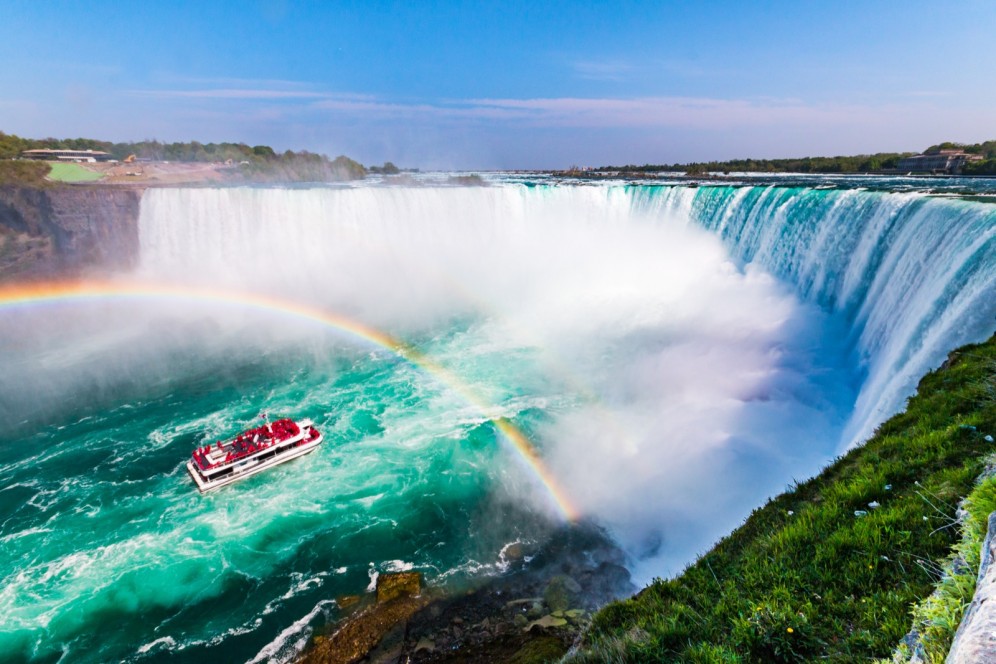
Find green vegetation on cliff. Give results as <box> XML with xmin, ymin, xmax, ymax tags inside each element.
<box><xmin>0</xmin><ymin>160</ymin><xmax>51</xmax><ymax>186</ymax></box>
<box><xmin>573</xmin><ymin>334</ymin><xmax>996</xmax><ymax>663</ymax></box>
<box><xmin>0</xmin><ymin>131</ymin><xmax>367</xmax><ymax>182</ymax></box>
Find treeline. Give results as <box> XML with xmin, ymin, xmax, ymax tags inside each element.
<box><xmin>951</xmin><ymin>140</ymin><xmax>996</xmax><ymax>174</ymax></box>
<box><xmin>0</xmin><ymin>160</ymin><xmax>51</xmax><ymax>186</ymax></box>
<box><xmin>600</xmin><ymin>140</ymin><xmax>996</xmax><ymax>175</ymax></box>
<box><xmin>0</xmin><ymin>131</ymin><xmax>368</xmax><ymax>181</ymax></box>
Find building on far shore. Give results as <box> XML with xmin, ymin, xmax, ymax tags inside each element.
<box><xmin>897</xmin><ymin>149</ymin><xmax>983</xmax><ymax>175</ymax></box>
<box><xmin>20</xmin><ymin>149</ymin><xmax>113</xmax><ymax>163</ymax></box>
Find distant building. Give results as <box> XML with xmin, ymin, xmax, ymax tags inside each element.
<box><xmin>20</xmin><ymin>149</ymin><xmax>113</xmax><ymax>163</ymax></box>
<box><xmin>897</xmin><ymin>149</ymin><xmax>983</xmax><ymax>175</ymax></box>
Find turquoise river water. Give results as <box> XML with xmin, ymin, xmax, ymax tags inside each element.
<box><xmin>1</xmin><ymin>177</ymin><xmax>994</xmax><ymax>662</ymax></box>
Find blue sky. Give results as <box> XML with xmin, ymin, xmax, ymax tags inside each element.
<box><xmin>2</xmin><ymin>1</ymin><xmax>994</xmax><ymax>168</ymax></box>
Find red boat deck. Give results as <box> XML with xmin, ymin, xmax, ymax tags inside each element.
<box><xmin>191</xmin><ymin>418</ymin><xmax>319</xmax><ymax>471</ymax></box>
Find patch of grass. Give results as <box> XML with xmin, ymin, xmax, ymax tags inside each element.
<box><xmin>571</xmin><ymin>336</ymin><xmax>996</xmax><ymax>663</ymax></box>
<box><xmin>46</xmin><ymin>161</ymin><xmax>104</xmax><ymax>182</ymax></box>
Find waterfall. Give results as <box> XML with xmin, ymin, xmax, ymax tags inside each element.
<box><xmin>634</xmin><ymin>185</ymin><xmax>996</xmax><ymax>445</ymax></box>
<box><xmin>139</xmin><ymin>184</ymin><xmax>996</xmax><ymax>449</ymax></box>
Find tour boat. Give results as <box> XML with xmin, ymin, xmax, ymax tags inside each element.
<box><xmin>186</xmin><ymin>417</ymin><xmax>324</xmax><ymax>492</ymax></box>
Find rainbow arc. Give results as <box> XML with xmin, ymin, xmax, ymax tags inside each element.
<box><xmin>0</xmin><ymin>280</ymin><xmax>579</xmax><ymax>521</ymax></box>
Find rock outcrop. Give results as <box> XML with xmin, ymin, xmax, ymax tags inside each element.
<box><xmin>946</xmin><ymin>511</ymin><xmax>996</xmax><ymax>663</ymax></box>
<box><xmin>0</xmin><ymin>186</ymin><xmax>142</xmax><ymax>280</ymax></box>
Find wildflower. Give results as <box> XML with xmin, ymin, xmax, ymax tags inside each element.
<box><xmin>787</xmin><ymin>627</ymin><xmax>794</xmax><ymax>634</ymax></box>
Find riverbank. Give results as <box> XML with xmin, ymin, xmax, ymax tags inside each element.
<box><xmin>570</xmin><ymin>334</ymin><xmax>996</xmax><ymax>662</ymax></box>
<box><xmin>297</xmin><ymin>523</ymin><xmax>633</xmax><ymax>664</ymax></box>
<box><xmin>298</xmin><ymin>334</ymin><xmax>995</xmax><ymax>663</ymax></box>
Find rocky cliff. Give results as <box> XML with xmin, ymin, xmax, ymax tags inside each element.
<box><xmin>0</xmin><ymin>186</ymin><xmax>142</xmax><ymax>281</ymax></box>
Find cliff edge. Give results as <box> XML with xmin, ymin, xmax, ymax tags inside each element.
<box><xmin>0</xmin><ymin>186</ymin><xmax>142</xmax><ymax>281</ymax></box>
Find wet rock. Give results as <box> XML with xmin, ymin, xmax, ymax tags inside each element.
<box><xmin>505</xmin><ymin>597</ymin><xmax>542</xmax><ymax>608</ymax></box>
<box><xmin>564</xmin><ymin>608</ymin><xmax>585</xmax><ymax>623</ymax></box>
<box><xmin>300</xmin><ymin>520</ymin><xmax>633</xmax><ymax>663</ymax></box>
<box><xmin>337</xmin><ymin>594</ymin><xmax>362</xmax><ymax>610</ymax></box>
<box><xmin>543</xmin><ymin>575</ymin><xmax>581</xmax><ymax>613</ymax></box>
<box><xmin>525</xmin><ymin>614</ymin><xmax>568</xmax><ymax>631</ymax></box>
<box><xmin>376</xmin><ymin>571</ymin><xmax>422</xmax><ymax>604</ymax></box>
<box><xmin>300</xmin><ymin>594</ymin><xmax>430</xmax><ymax>664</ymax></box>
<box><xmin>366</xmin><ymin>620</ymin><xmax>406</xmax><ymax>664</ymax></box>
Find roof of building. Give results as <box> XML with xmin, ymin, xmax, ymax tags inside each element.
<box><xmin>21</xmin><ymin>149</ymin><xmax>111</xmax><ymax>156</ymax></box>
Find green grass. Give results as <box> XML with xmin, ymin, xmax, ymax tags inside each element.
<box><xmin>46</xmin><ymin>161</ymin><xmax>104</xmax><ymax>182</ymax></box>
<box><xmin>571</xmin><ymin>336</ymin><xmax>996</xmax><ymax>663</ymax></box>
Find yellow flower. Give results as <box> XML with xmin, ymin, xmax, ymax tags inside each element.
<box><xmin>787</xmin><ymin>627</ymin><xmax>794</xmax><ymax>634</ymax></box>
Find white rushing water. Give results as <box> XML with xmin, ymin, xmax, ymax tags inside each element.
<box><xmin>2</xmin><ymin>181</ymin><xmax>993</xmax><ymax>662</ymax></box>
<box><xmin>135</xmin><ymin>183</ymin><xmax>996</xmax><ymax>580</ymax></box>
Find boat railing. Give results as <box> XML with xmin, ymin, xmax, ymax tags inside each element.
<box><xmin>191</xmin><ymin>420</ymin><xmax>315</xmax><ymax>473</ymax></box>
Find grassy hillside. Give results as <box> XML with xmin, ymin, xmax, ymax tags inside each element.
<box><xmin>572</xmin><ymin>334</ymin><xmax>996</xmax><ymax>663</ymax></box>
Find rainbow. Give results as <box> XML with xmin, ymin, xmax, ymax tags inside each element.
<box><xmin>0</xmin><ymin>280</ymin><xmax>579</xmax><ymax>521</ymax></box>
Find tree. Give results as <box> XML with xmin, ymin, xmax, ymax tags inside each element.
<box><xmin>253</xmin><ymin>145</ymin><xmax>276</xmax><ymax>159</ymax></box>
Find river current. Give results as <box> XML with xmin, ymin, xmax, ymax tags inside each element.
<box><xmin>1</xmin><ymin>176</ymin><xmax>994</xmax><ymax>662</ymax></box>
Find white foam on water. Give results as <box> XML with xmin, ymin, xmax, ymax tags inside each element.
<box><xmin>247</xmin><ymin>599</ymin><xmax>337</xmax><ymax>664</ymax></box>
<box><xmin>136</xmin><ymin>635</ymin><xmax>177</xmax><ymax>655</ymax></box>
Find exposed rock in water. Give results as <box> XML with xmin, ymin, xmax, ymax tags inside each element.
<box><xmin>299</xmin><ymin>572</ymin><xmax>434</xmax><ymax>664</ymax></box>
<box><xmin>376</xmin><ymin>571</ymin><xmax>422</xmax><ymax>604</ymax></box>
<box><xmin>337</xmin><ymin>595</ymin><xmax>363</xmax><ymax>611</ymax></box>
<box><xmin>298</xmin><ymin>521</ymin><xmax>634</xmax><ymax>664</ymax></box>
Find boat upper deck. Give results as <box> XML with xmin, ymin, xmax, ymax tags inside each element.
<box><xmin>191</xmin><ymin>418</ymin><xmax>312</xmax><ymax>473</ymax></box>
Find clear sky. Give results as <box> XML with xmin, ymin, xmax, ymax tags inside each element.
<box><xmin>2</xmin><ymin>1</ymin><xmax>994</xmax><ymax>169</ymax></box>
